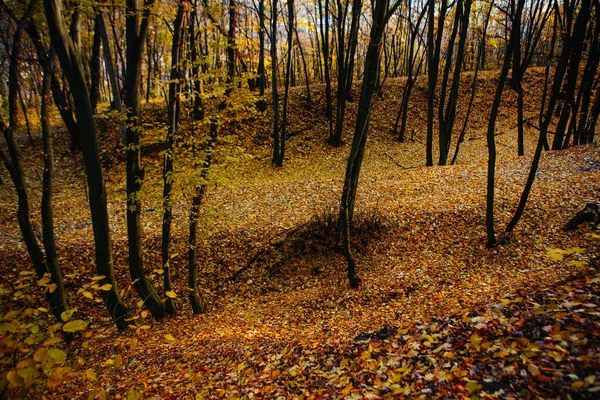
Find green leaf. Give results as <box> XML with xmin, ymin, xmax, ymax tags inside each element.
<box><xmin>48</xmin><ymin>348</ymin><xmax>66</xmax><ymax>364</ymax></box>
<box><xmin>63</xmin><ymin>319</ymin><xmax>88</xmax><ymax>333</ymax></box>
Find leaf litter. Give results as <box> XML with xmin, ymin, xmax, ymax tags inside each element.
<box><xmin>0</xmin><ymin>69</ymin><xmax>599</xmax><ymax>398</ymax></box>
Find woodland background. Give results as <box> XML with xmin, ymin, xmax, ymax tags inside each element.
<box><xmin>0</xmin><ymin>0</ymin><xmax>599</xmax><ymax>398</ymax></box>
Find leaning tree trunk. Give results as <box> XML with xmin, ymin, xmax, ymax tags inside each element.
<box><xmin>506</xmin><ymin>0</ymin><xmax>592</xmax><ymax>233</ymax></box>
<box><xmin>338</xmin><ymin>0</ymin><xmax>397</xmax><ymax>288</ymax></box>
<box><xmin>43</xmin><ymin>0</ymin><xmax>129</xmax><ymax>329</ymax></box>
<box><xmin>552</xmin><ymin>0</ymin><xmax>593</xmax><ymax>149</ymax></box>
<box><xmin>124</xmin><ymin>0</ymin><xmax>164</xmax><ymax>321</ymax></box>
<box><xmin>451</xmin><ymin>0</ymin><xmax>493</xmax><ymax>164</ymax></box>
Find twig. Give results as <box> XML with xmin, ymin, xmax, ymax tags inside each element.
<box><xmin>384</xmin><ymin>153</ymin><xmax>417</xmax><ymax>169</ymax></box>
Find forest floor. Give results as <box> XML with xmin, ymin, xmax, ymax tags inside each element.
<box><xmin>1</xmin><ymin>68</ymin><xmax>600</xmax><ymax>399</ymax></box>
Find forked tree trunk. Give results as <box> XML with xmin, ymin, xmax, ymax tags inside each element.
<box><xmin>451</xmin><ymin>0</ymin><xmax>493</xmax><ymax>164</ymax></box>
<box><xmin>44</xmin><ymin>0</ymin><xmax>129</xmax><ymax>329</ymax></box>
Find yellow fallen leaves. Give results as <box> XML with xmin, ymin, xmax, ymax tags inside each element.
<box><xmin>165</xmin><ymin>333</ymin><xmax>176</xmax><ymax>341</ymax></box>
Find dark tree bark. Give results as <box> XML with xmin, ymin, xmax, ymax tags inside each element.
<box><xmin>486</xmin><ymin>0</ymin><xmax>523</xmax><ymax>247</ymax></box>
<box><xmin>329</xmin><ymin>0</ymin><xmax>362</xmax><ymax>147</ymax></box>
<box><xmin>271</xmin><ymin>0</ymin><xmax>281</xmax><ymax>164</ymax></box>
<box><xmin>552</xmin><ymin>0</ymin><xmax>593</xmax><ymax>149</ymax></box>
<box><xmin>338</xmin><ymin>0</ymin><xmax>401</xmax><ymax>287</ymax></box>
<box><xmin>295</xmin><ymin>24</ymin><xmax>312</xmax><ymax>102</ymax></box>
<box><xmin>96</xmin><ymin>8</ymin><xmax>126</xmax><ymax>142</ymax></box>
<box><xmin>161</xmin><ymin>0</ymin><xmax>189</xmax><ymax>317</ymax></box>
<box><xmin>124</xmin><ymin>0</ymin><xmax>165</xmax><ymax>321</ymax></box>
<box><xmin>190</xmin><ymin>0</ymin><xmax>204</xmax><ymax>121</ymax></box>
<box><xmin>256</xmin><ymin>0</ymin><xmax>266</xmax><ymax>111</ymax></box>
<box><xmin>275</xmin><ymin>0</ymin><xmax>294</xmax><ymax>167</ymax></box>
<box><xmin>506</xmin><ymin>0</ymin><xmax>592</xmax><ymax>233</ymax></box>
<box><xmin>451</xmin><ymin>0</ymin><xmax>494</xmax><ymax>164</ymax></box>
<box><xmin>44</xmin><ymin>0</ymin><xmax>130</xmax><ymax>329</ymax></box>
<box><xmin>438</xmin><ymin>0</ymin><xmax>472</xmax><ymax>165</ymax></box>
<box><xmin>0</xmin><ymin>1</ymin><xmax>80</xmax><ymax>150</ymax></box>
<box><xmin>41</xmin><ymin>50</ymin><xmax>68</xmax><ymax>320</ymax></box>
<box><xmin>90</xmin><ymin>13</ymin><xmax>102</xmax><ymax>113</ymax></box>
<box><xmin>426</xmin><ymin>0</ymin><xmax>448</xmax><ymax>166</ymax></box>
<box><xmin>391</xmin><ymin>2</ymin><xmax>427</xmax><ymax>142</ymax></box>
<box><xmin>573</xmin><ymin>1</ymin><xmax>600</xmax><ymax>145</ymax></box>
<box><xmin>318</xmin><ymin>0</ymin><xmax>333</xmax><ymax>138</ymax></box>
<box><xmin>514</xmin><ymin>0</ymin><xmax>552</xmax><ymax>156</ymax></box>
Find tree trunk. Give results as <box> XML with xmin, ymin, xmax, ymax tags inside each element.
<box><xmin>391</xmin><ymin>2</ymin><xmax>427</xmax><ymax>142</ymax></box>
<box><xmin>124</xmin><ymin>0</ymin><xmax>165</xmax><ymax>321</ymax></box>
<box><xmin>552</xmin><ymin>0</ymin><xmax>592</xmax><ymax>149</ymax></box>
<box><xmin>271</xmin><ymin>0</ymin><xmax>281</xmax><ymax>164</ymax></box>
<box><xmin>44</xmin><ymin>0</ymin><xmax>130</xmax><ymax>329</ymax></box>
<box><xmin>451</xmin><ymin>0</ymin><xmax>493</xmax><ymax>164</ymax></box>
<box><xmin>426</xmin><ymin>0</ymin><xmax>447</xmax><ymax>166</ymax></box>
<box><xmin>506</xmin><ymin>0</ymin><xmax>592</xmax><ymax>233</ymax></box>
<box><xmin>318</xmin><ymin>0</ymin><xmax>333</xmax><ymax>139</ymax></box>
<box><xmin>338</xmin><ymin>0</ymin><xmax>398</xmax><ymax>288</ymax></box>
<box><xmin>161</xmin><ymin>0</ymin><xmax>188</xmax><ymax>317</ymax></box>
<box><xmin>41</xmin><ymin>50</ymin><xmax>69</xmax><ymax>320</ymax></box>
<box><xmin>276</xmin><ymin>0</ymin><xmax>294</xmax><ymax>167</ymax></box>
<box><xmin>256</xmin><ymin>0</ymin><xmax>266</xmax><ymax>111</ymax></box>
<box><xmin>90</xmin><ymin>13</ymin><xmax>102</xmax><ymax>113</ymax></box>
<box><xmin>486</xmin><ymin>0</ymin><xmax>522</xmax><ymax>247</ymax></box>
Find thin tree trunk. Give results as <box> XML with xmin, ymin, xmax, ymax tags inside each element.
<box><xmin>256</xmin><ymin>0</ymin><xmax>266</xmax><ymax>111</ymax></box>
<box><xmin>486</xmin><ymin>0</ymin><xmax>522</xmax><ymax>247</ymax></box>
<box><xmin>391</xmin><ymin>2</ymin><xmax>427</xmax><ymax>142</ymax></box>
<box><xmin>277</xmin><ymin>0</ymin><xmax>294</xmax><ymax>167</ymax></box>
<box><xmin>41</xmin><ymin>50</ymin><xmax>68</xmax><ymax>320</ymax></box>
<box><xmin>96</xmin><ymin>9</ymin><xmax>126</xmax><ymax>142</ymax></box>
<box><xmin>506</xmin><ymin>0</ymin><xmax>592</xmax><ymax>232</ymax></box>
<box><xmin>271</xmin><ymin>0</ymin><xmax>280</xmax><ymax>164</ymax></box>
<box><xmin>338</xmin><ymin>0</ymin><xmax>400</xmax><ymax>287</ymax></box>
<box><xmin>161</xmin><ymin>0</ymin><xmax>188</xmax><ymax>316</ymax></box>
<box><xmin>318</xmin><ymin>0</ymin><xmax>333</xmax><ymax>138</ymax></box>
<box><xmin>451</xmin><ymin>0</ymin><xmax>494</xmax><ymax>164</ymax></box>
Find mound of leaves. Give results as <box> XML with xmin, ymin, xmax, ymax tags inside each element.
<box><xmin>232</xmin><ymin>207</ymin><xmax>390</xmax><ymax>281</ymax></box>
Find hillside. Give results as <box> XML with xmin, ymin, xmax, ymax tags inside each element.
<box><xmin>1</xmin><ymin>68</ymin><xmax>599</xmax><ymax>398</ymax></box>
